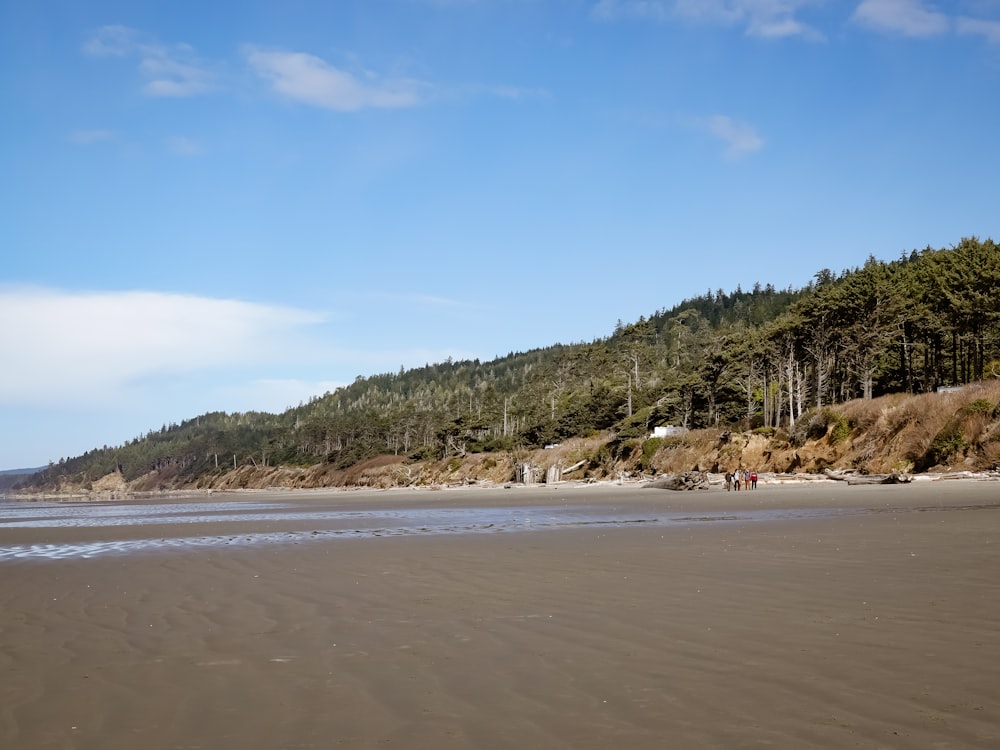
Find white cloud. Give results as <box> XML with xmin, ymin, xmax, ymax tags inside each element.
<box><xmin>217</xmin><ymin>378</ymin><xmax>347</xmax><ymax>414</ymax></box>
<box><xmin>480</xmin><ymin>84</ymin><xmax>550</xmax><ymax>100</ymax></box>
<box><xmin>592</xmin><ymin>0</ymin><xmax>671</xmax><ymax>21</ymax></box>
<box><xmin>70</xmin><ymin>129</ymin><xmax>117</xmax><ymax>145</ymax></box>
<box><xmin>957</xmin><ymin>15</ymin><xmax>1000</xmax><ymax>41</ymax></box>
<box><xmin>0</xmin><ymin>287</ymin><xmax>485</xmax><ymax>467</ymax></box>
<box><xmin>671</xmin><ymin>0</ymin><xmax>744</xmax><ymax>23</ymax></box>
<box><xmin>747</xmin><ymin>15</ymin><xmax>816</xmax><ymax>39</ymax></box>
<box><xmin>245</xmin><ymin>48</ymin><xmax>423</xmax><ymax>111</ymax></box>
<box><xmin>593</xmin><ymin>0</ymin><xmax>824</xmax><ymax>39</ymax></box>
<box><xmin>364</xmin><ymin>291</ymin><xmax>473</xmax><ymax>308</ymax></box>
<box><xmin>0</xmin><ymin>287</ymin><xmax>326</xmax><ymax>408</ymax></box>
<box><xmin>851</xmin><ymin>0</ymin><xmax>950</xmax><ymax>37</ymax></box>
<box><xmin>412</xmin><ymin>0</ymin><xmax>483</xmax><ymax>6</ymax></box>
<box><xmin>82</xmin><ymin>24</ymin><xmax>135</xmax><ymax>57</ymax></box>
<box><xmin>84</xmin><ymin>25</ymin><xmax>213</xmax><ymax>97</ymax></box>
<box><xmin>700</xmin><ymin>115</ymin><xmax>765</xmax><ymax>158</ymax></box>
<box><xmin>594</xmin><ymin>0</ymin><xmax>999</xmax><ymax>42</ymax></box>
<box><xmin>407</xmin><ymin>294</ymin><xmax>467</xmax><ymax>307</ymax></box>
<box><xmin>167</xmin><ymin>136</ymin><xmax>203</xmax><ymax>156</ymax></box>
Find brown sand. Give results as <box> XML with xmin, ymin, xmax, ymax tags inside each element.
<box><xmin>2</xmin><ymin>480</ymin><xmax>999</xmax><ymax>749</ymax></box>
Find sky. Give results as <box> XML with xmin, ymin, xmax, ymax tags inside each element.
<box><xmin>2</xmin><ymin>0</ymin><xmax>999</xmax><ymax>470</ymax></box>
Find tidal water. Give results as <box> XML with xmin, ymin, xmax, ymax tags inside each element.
<box><xmin>0</xmin><ymin>496</ymin><xmax>860</xmax><ymax>561</ymax></box>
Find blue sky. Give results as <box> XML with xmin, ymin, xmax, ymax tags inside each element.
<box><xmin>2</xmin><ymin>0</ymin><xmax>999</xmax><ymax>471</ymax></box>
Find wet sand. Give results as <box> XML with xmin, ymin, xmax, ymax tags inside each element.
<box><xmin>2</xmin><ymin>480</ymin><xmax>999</xmax><ymax>748</ymax></box>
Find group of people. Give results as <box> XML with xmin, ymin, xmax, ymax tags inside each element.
<box><xmin>725</xmin><ymin>469</ymin><xmax>757</xmax><ymax>491</ymax></box>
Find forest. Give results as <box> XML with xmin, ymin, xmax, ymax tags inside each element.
<box><xmin>23</xmin><ymin>237</ymin><xmax>1000</xmax><ymax>490</ymax></box>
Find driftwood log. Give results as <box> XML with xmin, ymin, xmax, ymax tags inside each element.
<box><xmin>770</xmin><ymin>472</ymin><xmax>829</xmax><ymax>482</ymax></box>
<box><xmin>515</xmin><ymin>463</ymin><xmax>541</xmax><ymax>484</ymax></box>
<box><xmin>645</xmin><ymin>471</ymin><xmax>710</xmax><ymax>491</ymax></box>
<box><xmin>824</xmin><ymin>469</ymin><xmax>912</xmax><ymax>485</ymax></box>
<box><xmin>518</xmin><ymin>460</ymin><xmax>587</xmax><ymax>484</ymax></box>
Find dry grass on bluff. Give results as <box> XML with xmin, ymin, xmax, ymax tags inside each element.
<box><xmin>644</xmin><ymin>379</ymin><xmax>1000</xmax><ymax>477</ymax></box>
<box><xmin>199</xmin><ymin>381</ymin><xmax>1000</xmax><ymax>490</ymax></box>
<box><xmin>41</xmin><ymin>381</ymin><xmax>1000</xmax><ymax>496</ymax></box>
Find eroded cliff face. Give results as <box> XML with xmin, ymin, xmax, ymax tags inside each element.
<box><xmin>20</xmin><ymin>384</ymin><xmax>1000</xmax><ymax>498</ymax></box>
<box><xmin>647</xmin><ymin>386</ymin><xmax>1000</xmax><ymax>478</ymax></box>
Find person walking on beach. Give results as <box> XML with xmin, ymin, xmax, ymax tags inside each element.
<box><xmin>733</xmin><ymin>470</ymin><xmax>740</xmax><ymax>491</ymax></box>
<box><xmin>750</xmin><ymin>470</ymin><xmax>758</xmax><ymax>489</ymax></box>
<box><xmin>743</xmin><ymin>469</ymin><xmax>751</xmax><ymax>491</ymax></box>
<box><xmin>725</xmin><ymin>471</ymin><xmax>733</xmax><ymax>491</ymax></box>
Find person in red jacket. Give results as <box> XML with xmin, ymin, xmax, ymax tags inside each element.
<box><xmin>750</xmin><ymin>470</ymin><xmax>758</xmax><ymax>489</ymax></box>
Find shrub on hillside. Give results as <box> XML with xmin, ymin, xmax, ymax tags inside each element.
<box><xmin>962</xmin><ymin>398</ymin><xmax>995</xmax><ymax>417</ymax></box>
<box><xmin>408</xmin><ymin>444</ymin><xmax>438</xmax><ymax>461</ymax></box>
<box><xmin>790</xmin><ymin>408</ymin><xmax>852</xmax><ymax>446</ymax></box>
<box><xmin>640</xmin><ymin>437</ymin><xmax>662</xmax><ymax>470</ymax></box>
<box><xmin>927</xmin><ymin>424</ymin><xmax>968</xmax><ymax>467</ymax></box>
<box><xmin>594</xmin><ymin>438</ymin><xmax>641</xmax><ymax>472</ymax></box>
<box><xmin>918</xmin><ymin>400</ymin><xmax>995</xmax><ymax>469</ymax></box>
<box><xmin>616</xmin><ymin>412</ymin><xmax>652</xmax><ymax>439</ymax></box>
<box><xmin>981</xmin><ymin>440</ymin><xmax>1000</xmax><ymax>469</ymax></box>
<box><xmin>469</xmin><ymin>435</ymin><xmax>518</xmax><ymax>453</ymax></box>
<box><xmin>829</xmin><ymin>413</ymin><xmax>852</xmax><ymax>444</ymax></box>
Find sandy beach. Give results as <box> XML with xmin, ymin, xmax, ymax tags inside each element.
<box><xmin>2</xmin><ymin>479</ymin><xmax>999</xmax><ymax>749</ymax></box>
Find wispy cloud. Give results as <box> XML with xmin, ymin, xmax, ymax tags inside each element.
<box><xmin>592</xmin><ymin>0</ymin><xmax>824</xmax><ymax>40</ymax></box>
<box><xmin>592</xmin><ymin>0</ymin><xmax>671</xmax><ymax>22</ymax></box>
<box><xmin>957</xmin><ymin>15</ymin><xmax>1000</xmax><ymax>42</ymax></box>
<box><xmin>245</xmin><ymin>47</ymin><xmax>425</xmax><ymax>111</ymax></box>
<box><xmin>593</xmin><ymin>0</ymin><xmax>1000</xmax><ymax>43</ymax></box>
<box><xmin>70</xmin><ymin>129</ymin><xmax>117</xmax><ymax>145</ymax></box>
<box><xmin>217</xmin><ymin>378</ymin><xmax>348</xmax><ymax>411</ymax></box>
<box><xmin>84</xmin><ymin>25</ymin><xmax>213</xmax><ymax>97</ymax></box>
<box><xmin>480</xmin><ymin>84</ymin><xmax>550</xmax><ymax>100</ymax></box>
<box><xmin>698</xmin><ymin>115</ymin><xmax>765</xmax><ymax>158</ymax></box>
<box><xmin>0</xmin><ymin>287</ymin><xmax>326</xmax><ymax>408</ymax></box>
<box><xmin>851</xmin><ymin>0</ymin><xmax>950</xmax><ymax>37</ymax></box>
<box><xmin>397</xmin><ymin>292</ymin><xmax>471</xmax><ymax>307</ymax></box>
<box><xmin>745</xmin><ymin>14</ymin><xmax>818</xmax><ymax>40</ymax></box>
<box><xmin>167</xmin><ymin>136</ymin><xmax>203</xmax><ymax>156</ymax></box>
<box><xmin>0</xmin><ymin>285</ymin><xmax>482</xmax><ymax>455</ymax></box>
<box><xmin>412</xmin><ymin>0</ymin><xmax>483</xmax><ymax>6</ymax></box>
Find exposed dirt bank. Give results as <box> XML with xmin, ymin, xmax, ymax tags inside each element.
<box><xmin>14</xmin><ymin>383</ymin><xmax>1000</xmax><ymax>499</ymax></box>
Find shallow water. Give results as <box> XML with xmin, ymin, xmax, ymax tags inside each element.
<box><xmin>0</xmin><ymin>499</ymin><xmax>854</xmax><ymax>561</ymax></box>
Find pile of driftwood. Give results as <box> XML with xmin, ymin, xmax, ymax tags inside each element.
<box><xmin>644</xmin><ymin>471</ymin><xmax>710</xmax><ymax>491</ymax></box>
<box><xmin>823</xmin><ymin>469</ymin><xmax>912</xmax><ymax>485</ymax></box>
<box><xmin>514</xmin><ymin>463</ymin><xmax>542</xmax><ymax>484</ymax></box>
<box><xmin>515</xmin><ymin>459</ymin><xmax>588</xmax><ymax>484</ymax></box>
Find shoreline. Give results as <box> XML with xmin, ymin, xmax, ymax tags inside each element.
<box><xmin>5</xmin><ymin>467</ymin><xmax>999</xmax><ymax>504</ymax></box>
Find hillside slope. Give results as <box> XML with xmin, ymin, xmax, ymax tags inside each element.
<box><xmin>20</xmin><ymin>381</ymin><xmax>1000</xmax><ymax>498</ymax></box>
<box><xmin>17</xmin><ymin>237</ymin><xmax>1000</xmax><ymax>496</ymax></box>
